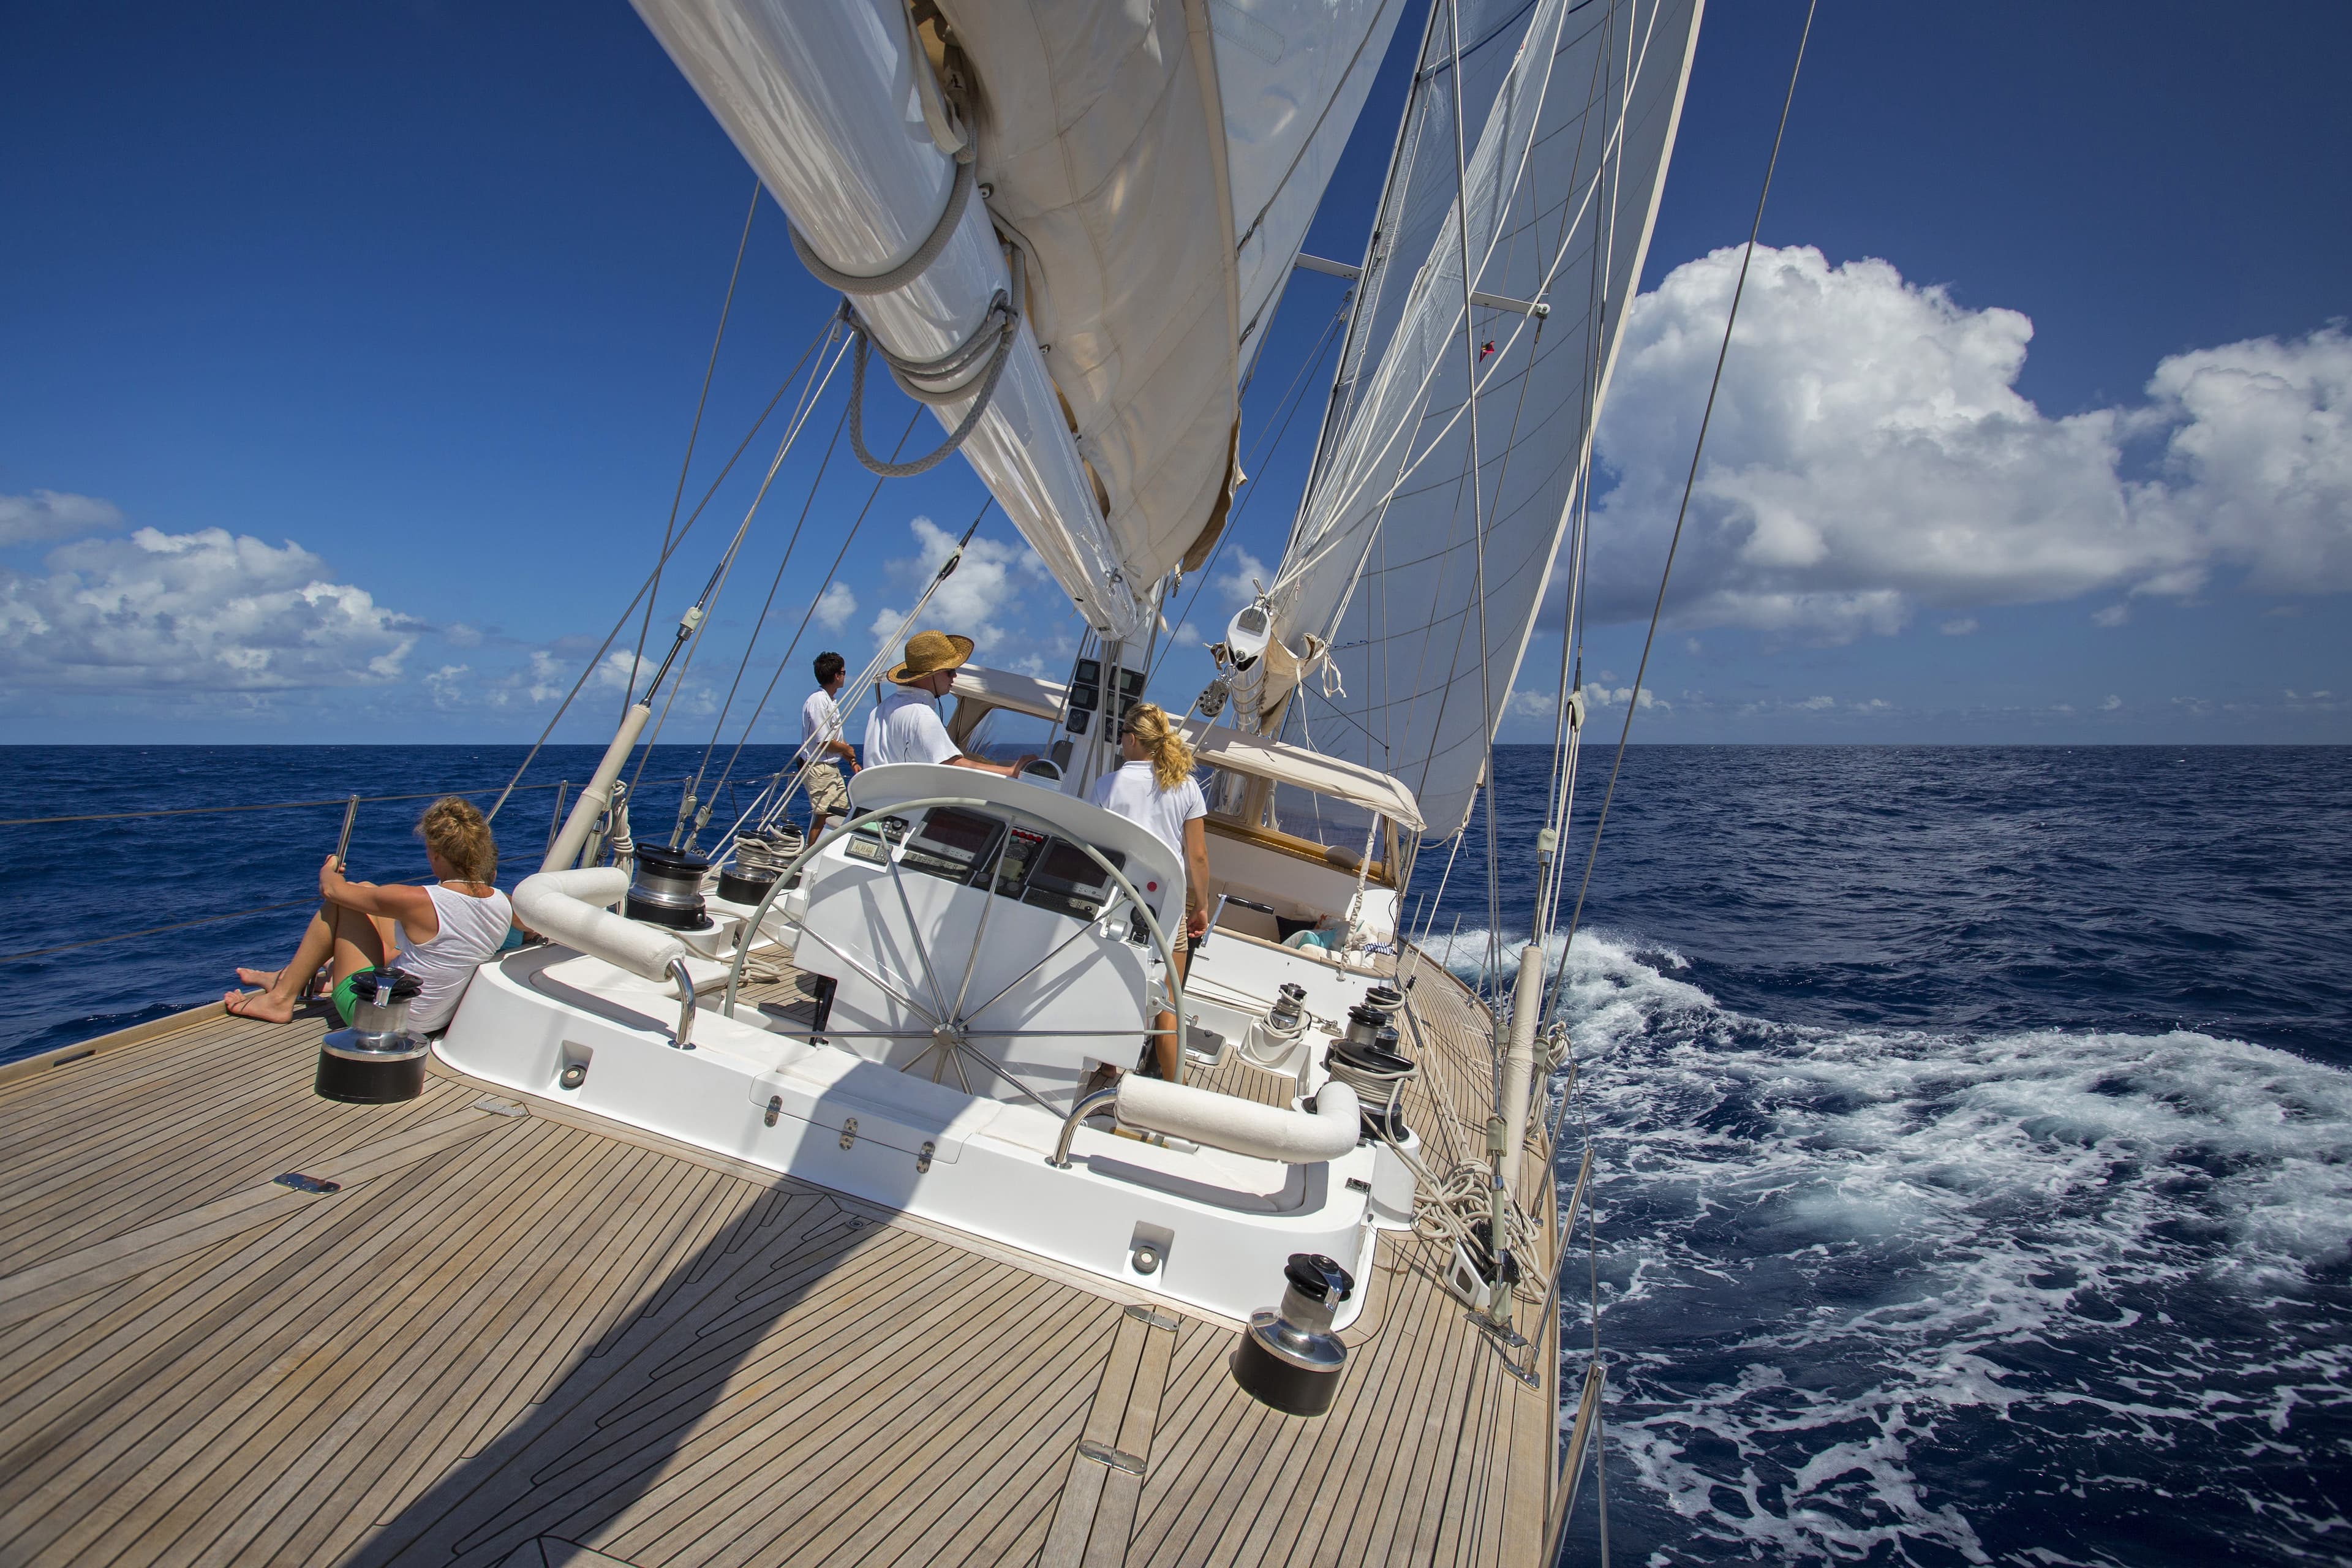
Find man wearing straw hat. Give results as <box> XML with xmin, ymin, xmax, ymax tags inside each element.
<box><xmin>864</xmin><ymin>628</ymin><xmax>1036</xmax><ymax>775</ymax></box>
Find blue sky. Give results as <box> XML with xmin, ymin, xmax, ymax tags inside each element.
<box><xmin>3</xmin><ymin>1</ymin><xmax>2346</xmax><ymax>745</ymax></box>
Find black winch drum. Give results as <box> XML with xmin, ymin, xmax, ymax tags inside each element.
<box><xmin>315</xmin><ymin>967</ymin><xmax>429</xmax><ymax>1104</ymax></box>
<box><xmin>1232</xmin><ymin>1253</ymin><xmax>1355</xmax><ymax>1417</ymax></box>
<box><xmin>1326</xmin><ymin>1030</ymin><xmax>1416</xmax><ymax>1143</ymax></box>
<box><xmin>716</xmin><ymin>866</ymin><xmax>777</xmax><ymax>906</ymax></box>
<box><xmin>627</xmin><ymin>843</ymin><xmax>714</xmax><ymax>930</ymax></box>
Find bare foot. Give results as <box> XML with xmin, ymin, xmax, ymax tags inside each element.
<box><xmin>235</xmin><ymin>967</ymin><xmax>281</xmax><ymax>989</ymax></box>
<box><xmin>223</xmin><ymin>989</ymin><xmax>296</xmax><ymax>1023</ymax></box>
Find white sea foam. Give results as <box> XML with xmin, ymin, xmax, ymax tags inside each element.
<box><xmin>1429</xmin><ymin>927</ymin><xmax>2352</xmax><ymax>1563</ymax></box>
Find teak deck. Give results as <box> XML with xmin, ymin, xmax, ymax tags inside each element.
<box><xmin>0</xmin><ymin>948</ymin><xmax>1562</xmax><ymax>1567</ymax></box>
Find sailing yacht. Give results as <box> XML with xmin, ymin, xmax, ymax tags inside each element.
<box><xmin>0</xmin><ymin>1</ymin><xmax>1702</xmax><ymax>1562</ymax></box>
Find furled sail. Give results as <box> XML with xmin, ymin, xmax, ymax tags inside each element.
<box><xmin>632</xmin><ymin>0</ymin><xmax>1406</xmax><ymax>638</ymax></box>
<box><xmin>1254</xmin><ymin>0</ymin><xmax>1704</xmax><ymax>837</ymax></box>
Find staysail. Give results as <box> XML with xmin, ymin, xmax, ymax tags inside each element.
<box><xmin>1251</xmin><ymin>0</ymin><xmax>1704</xmax><ymax>837</ymax></box>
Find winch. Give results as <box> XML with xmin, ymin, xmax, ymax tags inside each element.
<box><xmin>627</xmin><ymin>842</ymin><xmax>714</xmax><ymax>930</ymax></box>
<box><xmin>1231</xmin><ymin>1253</ymin><xmax>1354</xmax><ymax>1416</ymax></box>
<box><xmin>315</xmin><ymin>967</ymin><xmax>429</xmax><ymax>1104</ymax></box>
<box><xmin>1325</xmin><ymin>984</ymin><xmax>1415</xmax><ymax>1142</ymax></box>
<box><xmin>718</xmin><ymin>825</ymin><xmax>803</xmax><ymax>906</ymax></box>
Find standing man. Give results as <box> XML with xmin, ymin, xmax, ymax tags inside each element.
<box><xmin>865</xmin><ymin>630</ymin><xmax>1035</xmax><ymax>775</ymax></box>
<box><xmin>800</xmin><ymin>650</ymin><xmax>859</xmax><ymax>834</ymax></box>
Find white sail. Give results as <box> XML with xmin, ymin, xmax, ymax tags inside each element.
<box><xmin>946</xmin><ymin>0</ymin><xmax>1408</xmax><ymax>590</ymax></box>
<box><xmin>633</xmin><ymin>0</ymin><xmax>1408</xmax><ymax>638</ymax></box>
<box><xmin>1257</xmin><ymin>0</ymin><xmax>1705</xmax><ymax>837</ymax></box>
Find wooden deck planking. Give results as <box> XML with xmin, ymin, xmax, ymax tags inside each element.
<box><xmin>0</xmin><ymin>943</ymin><xmax>1566</xmax><ymax>1568</ymax></box>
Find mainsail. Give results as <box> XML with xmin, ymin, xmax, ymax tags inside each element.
<box><xmin>1251</xmin><ymin>0</ymin><xmax>1704</xmax><ymax>837</ymax></box>
<box><xmin>632</xmin><ymin>0</ymin><xmax>1407</xmax><ymax>639</ymax></box>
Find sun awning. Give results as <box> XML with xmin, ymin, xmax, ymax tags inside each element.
<box><xmin>1178</xmin><ymin>718</ymin><xmax>1423</xmax><ymax>832</ymax></box>
<box><xmin>948</xmin><ymin>664</ymin><xmax>1068</xmax><ymax>724</ymax></box>
<box><xmin>944</xmin><ymin>663</ymin><xmax>1422</xmax><ymax>829</ymax></box>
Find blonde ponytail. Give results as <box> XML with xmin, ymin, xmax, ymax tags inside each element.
<box><xmin>1124</xmin><ymin>702</ymin><xmax>1196</xmax><ymax>791</ymax></box>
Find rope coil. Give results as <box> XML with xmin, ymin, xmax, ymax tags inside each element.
<box><xmin>787</xmin><ymin>151</ymin><xmax>976</xmax><ymax>298</ymax></box>
<box><xmin>843</xmin><ymin>292</ymin><xmax>1021</xmax><ymax>478</ymax></box>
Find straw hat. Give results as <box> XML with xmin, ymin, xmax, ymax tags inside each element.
<box><xmin>888</xmin><ymin>628</ymin><xmax>976</xmax><ymax>685</ymax></box>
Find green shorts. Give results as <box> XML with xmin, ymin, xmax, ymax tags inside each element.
<box><xmin>330</xmin><ymin>966</ymin><xmax>381</xmax><ymax>1027</ymax></box>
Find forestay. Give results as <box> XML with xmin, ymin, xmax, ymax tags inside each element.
<box><xmin>1261</xmin><ymin>0</ymin><xmax>1704</xmax><ymax>837</ymax></box>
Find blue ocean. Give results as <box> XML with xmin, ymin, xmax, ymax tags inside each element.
<box><xmin>2</xmin><ymin>744</ymin><xmax>2346</xmax><ymax>1566</ymax></box>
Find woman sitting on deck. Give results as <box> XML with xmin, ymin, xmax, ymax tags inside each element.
<box><xmin>225</xmin><ymin>796</ymin><xmax>514</xmax><ymax>1033</ymax></box>
<box><xmin>1088</xmin><ymin>703</ymin><xmax>1212</xmax><ymax>1080</ymax></box>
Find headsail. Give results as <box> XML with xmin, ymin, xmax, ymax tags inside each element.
<box><xmin>1250</xmin><ymin>0</ymin><xmax>1704</xmax><ymax>837</ymax></box>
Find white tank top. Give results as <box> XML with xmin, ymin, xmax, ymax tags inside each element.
<box><xmin>394</xmin><ymin>883</ymin><xmax>513</xmax><ymax>1031</ymax></box>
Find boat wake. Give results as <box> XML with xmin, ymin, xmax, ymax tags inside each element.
<box><xmin>1428</xmin><ymin>927</ymin><xmax>2352</xmax><ymax>1566</ymax></box>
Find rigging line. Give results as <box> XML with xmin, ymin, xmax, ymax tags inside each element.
<box><xmin>1536</xmin><ymin>0</ymin><xmax>1623</xmax><ymax>940</ymax></box>
<box><xmin>481</xmin><ymin>316</ymin><xmax>836</xmax><ymax>824</ymax></box>
<box><xmin>0</xmin><ymin>869</ymin><xmax>429</xmax><ymax>965</ymax></box>
<box><xmin>728</xmin><ymin>492</ymin><xmax>989</xmax><ymax>843</ymax></box>
<box><xmin>1440</xmin><ymin>0</ymin><xmax>1508</xmax><ymax>1005</ymax></box>
<box><xmin>1284</xmin><ymin>1</ymin><xmax>1664</xmax><ymax>601</ymax></box>
<box><xmin>1561</xmin><ymin>0</ymin><xmax>1818</xmax><ymax>961</ymax></box>
<box><xmin>1145</xmin><ymin>300</ymin><xmax>1351</xmax><ymax>685</ymax></box>
<box><xmin>626</xmin><ymin>336</ymin><xmax>852</xmax><ymax>800</ymax></box>
<box><xmin>0</xmin><ymin>777</ymin><xmax>602</xmax><ymax>828</ymax></box>
<box><xmin>706</xmin><ymin>407</ymin><xmax>924</xmax><ymax>807</ymax></box>
<box><xmin>1384</xmin><ymin>153</ymin><xmax>1556</xmax><ymax>821</ymax></box>
<box><xmin>624</xmin><ymin>178</ymin><xmax>764</xmax><ymax>722</ymax></box>
<box><xmin>684</xmin><ymin>391</ymin><xmax>854</xmax><ymax>817</ymax></box>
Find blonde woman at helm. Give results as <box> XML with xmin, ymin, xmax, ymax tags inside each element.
<box><xmin>1088</xmin><ymin>702</ymin><xmax>1211</xmax><ymax>1081</ymax></box>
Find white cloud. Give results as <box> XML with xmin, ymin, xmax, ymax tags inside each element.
<box><xmin>1939</xmin><ymin>617</ymin><xmax>1978</xmax><ymax>636</ymax></box>
<box><xmin>1214</xmin><ymin>549</ymin><xmax>1270</xmax><ymax>610</ymax></box>
<box><xmin>2091</xmin><ymin>603</ymin><xmax>2130</xmax><ymax>628</ymax></box>
<box><xmin>867</xmin><ymin>514</ymin><xmax>1017</xmax><ymax>652</ymax></box>
<box><xmin>591</xmin><ymin>649</ymin><xmax>650</xmax><ymax>695</ymax></box>
<box><xmin>1505</xmin><ymin>687</ymin><xmax>1558</xmax><ymax>722</ymax></box>
<box><xmin>812</xmin><ymin>580</ymin><xmax>858</xmax><ymax>631</ymax></box>
<box><xmin>1578</xmin><ymin>681</ymin><xmax>1663</xmax><ymax>711</ymax></box>
<box><xmin>1584</xmin><ymin>246</ymin><xmax>2352</xmax><ymax>639</ymax></box>
<box><xmin>0</xmin><ymin>489</ymin><xmax>123</xmax><ymax>548</ymax></box>
<box><xmin>2101</xmin><ymin>694</ymin><xmax>2122</xmax><ymax>710</ymax></box>
<box><xmin>0</xmin><ymin>526</ymin><xmax>416</xmax><ymax>692</ymax></box>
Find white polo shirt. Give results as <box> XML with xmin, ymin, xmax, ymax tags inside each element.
<box><xmin>799</xmin><ymin>687</ymin><xmax>844</xmax><ymax>763</ymax></box>
<box><xmin>864</xmin><ymin>685</ymin><xmax>959</xmax><ymax>767</ymax></box>
<box><xmin>1088</xmin><ymin>761</ymin><xmax>1206</xmax><ymax>862</ymax></box>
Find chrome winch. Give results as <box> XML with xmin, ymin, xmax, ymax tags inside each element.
<box><xmin>315</xmin><ymin>967</ymin><xmax>429</xmax><ymax>1104</ymax></box>
<box><xmin>626</xmin><ymin>842</ymin><xmax>714</xmax><ymax>930</ymax></box>
<box><xmin>1231</xmin><ymin>1253</ymin><xmax>1355</xmax><ymax>1416</ymax></box>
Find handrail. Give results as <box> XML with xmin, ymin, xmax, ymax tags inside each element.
<box><xmin>1050</xmin><ymin>1085</ymin><xmax>1121</xmax><ymax>1166</ymax></box>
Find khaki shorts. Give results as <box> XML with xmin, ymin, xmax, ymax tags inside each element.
<box><xmin>804</xmin><ymin>760</ymin><xmax>850</xmax><ymax>816</ymax></box>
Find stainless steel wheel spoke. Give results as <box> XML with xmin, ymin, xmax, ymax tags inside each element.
<box><xmin>962</xmin><ymin>918</ymin><xmax>1104</xmax><ymax>1024</ymax></box>
<box><xmin>950</xmin><ymin>831</ymin><xmax>1016</xmax><ymax>1022</ymax></box>
<box><xmin>790</xmin><ymin>921</ymin><xmax>935</xmax><ymax>1024</ymax></box>
<box><xmin>882</xmin><ymin>851</ymin><xmax>952</xmax><ymax>1022</ymax></box>
<box><xmin>946</xmin><ymin>1042</ymin><xmax>1062</xmax><ymax>1115</ymax></box>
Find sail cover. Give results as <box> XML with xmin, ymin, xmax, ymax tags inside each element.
<box><xmin>1262</xmin><ymin>0</ymin><xmax>1703</xmax><ymax>838</ymax></box>
<box><xmin>941</xmin><ymin>0</ymin><xmax>1408</xmax><ymax>600</ymax></box>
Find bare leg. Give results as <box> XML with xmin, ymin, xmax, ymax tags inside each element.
<box><xmin>225</xmin><ymin>904</ymin><xmax>389</xmax><ymax>1023</ymax></box>
<box><xmin>1151</xmin><ymin>939</ymin><xmax>1188</xmax><ymax>1081</ymax></box>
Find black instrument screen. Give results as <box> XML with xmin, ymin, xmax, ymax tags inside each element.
<box><xmin>1021</xmin><ymin>838</ymin><xmax>1126</xmax><ymax>921</ymax></box>
<box><xmin>900</xmin><ymin>807</ymin><xmax>1003</xmax><ymax>886</ymax></box>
